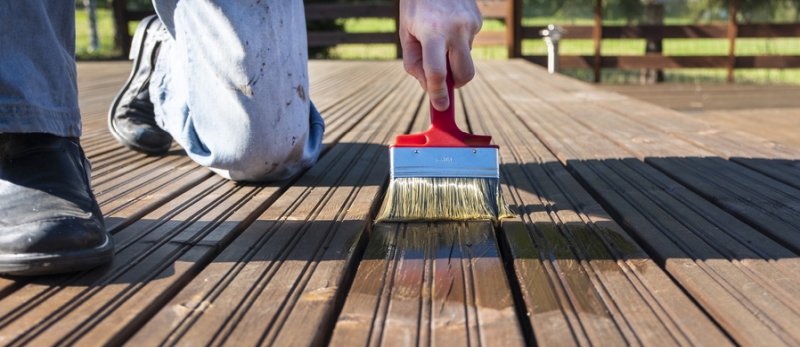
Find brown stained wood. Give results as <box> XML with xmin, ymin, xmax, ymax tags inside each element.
<box><xmin>125</xmin><ymin>73</ymin><xmax>421</xmax><ymax>347</ymax></box>
<box><xmin>331</xmin><ymin>222</ymin><xmax>525</xmax><ymax>347</ymax></box>
<box><xmin>465</xmin><ymin>80</ymin><xmax>618</xmax><ymax>345</ymax></box>
<box><xmin>477</xmin><ymin>0</ymin><xmax>508</xmax><ymax>19</ymax></box>
<box><xmin>645</xmin><ymin>157</ymin><xmax>800</xmax><ymax>253</ymax></box>
<box><xmin>19</xmin><ymin>176</ymin><xmax>283</xmax><ymax>346</ymax></box>
<box><xmin>479</xmin><ymin>60</ymin><xmax>800</xmax><ymax>346</ymax></box>
<box><xmin>694</xmin><ymin>108</ymin><xmax>800</xmax><ymax>148</ymax></box>
<box><xmin>307</xmin><ymin>32</ymin><xmax>396</xmax><ymax>47</ymax></box>
<box><xmin>0</xmin><ymin>61</ymin><xmax>403</xmax><ymax>346</ymax></box>
<box><xmin>92</xmin><ymin>154</ymin><xmax>193</xmax><ymax>190</ymax></box>
<box><xmin>473</xmin><ymin>31</ymin><xmax>506</xmax><ymax>47</ymax></box>
<box><xmin>731</xmin><ymin>158</ymin><xmax>800</xmax><ymax>192</ymax></box>
<box><xmin>4</xmin><ymin>60</ymin><xmax>800</xmax><ymax>346</ymax></box>
<box><xmin>381</xmin><ymin>224</ymin><xmax>429</xmax><ymax>347</ymax></box>
<box><xmin>727</xmin><ymin>0</ymin><xmax>739</xmax><ymax>83</ymax></box>
<box><xmin>593</xmin><ymin>0</ymin><xmax>602</xmax><ymax>83</ymax></box>
<box><xmin>597</xmin><ymin>85</ymin><xmax>800</xmax><ymax>112</ymax></box>
<box><xmin>524</xmin><ymin>55</ymin><xmax>800</xmax><ymax>70</ymax></box>
<box><xmin>586</xmin><ymin>97</ymin><xmax>800</xmax><ymax>160</ymax></box>
<box><xmin>304</xmin><ymin>4</ymin><xmax>394</xmax><ymax>20</ymax></box>
<box><xmin>521</xmin><ymin>59</ymin><xmax>800</xmax><ymax>159</ymax></box>
<box><xmin>0</xmin><ymin>176</ymin><xmax>246</xmax><ymax>345</ymax></box>
<box><xmin>498</xmin><ymin>62</ymin><xmax>800</xmax><ymax>179</ymax></box>
<box><xmin>230</xmin><ymin>81</ymin><xmax>415</xmax><ymax>344</ymax></box>
<box><xmin>506</xmin><ymin>63</ymin><xmax>800</xmax><ymax>254</ymax></box>
<box><xmin>329</xmin><ymin>224</ymin><xmax>400</xmax><ymax>347</ymax></box>
<box><xmin>89</xmin><ymin>147</ymin><xmax>178</xmax><ymax>178</ymax></box>
<box><xmin>463</xmin><ymin>71</ymin><xmax>731</xmax><ymax>346</ymax></box>
<box><xmin>581</xmin><ymin>160</ymin><xmax>800</xmax><ymax>344</ymax></box>
<box><xmin>110</xmin><ymin>0</ymin><xmax>132</xmax><ymax>55</ymax></box>
<box><xmin>506</xmin><ymin>0</ymin><xmax>522</xmax><ymax>58</ymax></box>
<box><xmin>521</xmin><ymin>23</ymin><xmax>800</xmax><ymax>40</ymax></box>
<box><xmin>96</xmin><ymin>162</ymin><xmax>213</xmax><ymax>233</ymax></box>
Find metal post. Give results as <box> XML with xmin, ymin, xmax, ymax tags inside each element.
<box><xmin>539</xmin><ymin>25</ymin><xmax>566</xmax><ymax>74</ymax></box>
<box><xmin>84</xmin><ymin>0</ymin><xmax>99</xmax><ymax>52</ymax></box>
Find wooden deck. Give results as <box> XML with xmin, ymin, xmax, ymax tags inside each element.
<box><xmin>1</xmin><ymin>60</ymin><xmax>800</xmax><ymax>346</ymax></box>
<box><xmin>599</xmin><ymin>83</ymin><xmax>800</xmax><ymax>113</ymax></box>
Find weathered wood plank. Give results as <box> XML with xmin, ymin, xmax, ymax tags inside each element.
<box><xmin>506</xmin><ymin>60</ymin><xmax>800</xmax><ymax>193</ymax></box>
<box><xmin>695</xmin><ymin>108</ymin><xmax>800</xmax><ymax>148</ymax></box>
<box><xmin>331</xmin><ymin>221</ymin><xmax>525</xmax><ymax>347</ymax></box>
<box><xmin>480</xmin><ymin>60</ymin><xmax>800</xmax><ymax>346</ymax></box>
<box><xmin>0</xmin><ymin>62</ymin><xmax>404</xmax><ymax>346</ymax></box>
<box><xmin>330</xmin><ymin>78</ymin><xmax>525</xmax><ymax>347</ymax></box>
<box><xmin>463</xmin><ymin>67</ymin><xmax>732</xmax><ymax>346</ymax></box>
<box><xmin>507</xmin><ymin>60</ymin><xmax>800</xmax><ymax>254</ymax></box>
<box><xmin>125</xmin><ymin>66</ymin><xmax>418</xmax><ymax>346</ymax></box>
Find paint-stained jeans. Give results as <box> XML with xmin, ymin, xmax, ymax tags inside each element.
<box><xmin>0</xmin><ymin>0</ymin><xmax>324</xmax><ymax>182</ymax></box>
<box><xmin>152</xmin><ymin>0</ymin><xmax>324</xmax><ymax>181</ymax></box>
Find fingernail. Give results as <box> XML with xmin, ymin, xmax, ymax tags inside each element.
<box><xmin>435</xmin><ymin>97</ymin><xmax>449</xmax><ymax>109</ymax></box>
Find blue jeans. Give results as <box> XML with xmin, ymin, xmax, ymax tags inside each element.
<box><xmin>0</xmin><ymin>2</ymin><xmax>81</xmax><ymax>137</ymax></box>
<box><xmin>0</xmin><ymin>0</ymin><xmax>324</xmax><ymax>182</ymax></box>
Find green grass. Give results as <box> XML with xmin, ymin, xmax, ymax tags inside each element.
<box><xmin>75</xmin><ymin>8</ymin><xmax>119</xmax><ymax>59</ymax></box>
<box><xmin>75</xmin><ymin>12</ymin><xmax>800</xmax><ymax>84</ymax></box>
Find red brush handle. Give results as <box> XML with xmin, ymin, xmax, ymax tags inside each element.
<box><xmin>393</xmin><ymin>60</ymin><xmax>495</xmax><ymax>148</ymax></box>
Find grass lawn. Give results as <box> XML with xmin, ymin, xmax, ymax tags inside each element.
<box><xmin>75</xmin><ymin>8</ymin><xmax>118</xmax><ymax>59</ymax></box>
<box><xmin>75</xmin><ymin>11</ymin><xmax>800</xmax><ymax>84</ymax></box>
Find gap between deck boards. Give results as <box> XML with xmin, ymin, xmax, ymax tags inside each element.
<box><xmin>2</xmin><ymin>61</ymin><xmax>798</xmax><ymax>346</ymax></box>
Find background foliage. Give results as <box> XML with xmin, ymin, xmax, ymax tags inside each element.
<box><xmin>75</xmin><ymin>0</ymin><xmax>800</xmax><ymax>83</ymax></box>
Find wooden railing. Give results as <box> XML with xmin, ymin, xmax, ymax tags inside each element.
<box><xmin>518</xmin><ymin>0</ymin><xmax>800</xmax><ymax>82</ymax></box>
<box><xmin>109</xmin><ymin>0</ymin><xmax>800</xmax><ymax>83</ymax></box>
<box><xmin>109</xmin><ymin>0</ymin><xmax>514</xmax><ymax>58</ymax></box>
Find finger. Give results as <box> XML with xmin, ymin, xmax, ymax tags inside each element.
<box><xmin>402</xmin><ymin>39</ymin><xmax>427</xmax><ymax>89</ymax></box>
<box><xmin>421</xmin><ymin>36</ymin><xmax>449</xmax><ymax>111</ymax></box>
<box><xmin>448</xmin><ymin>39</ymin><xmax>475</xmax><ymax>89</ymax></box>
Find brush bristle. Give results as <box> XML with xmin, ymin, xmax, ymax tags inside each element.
<box><xmin>374</xmin><ymin>177</ymin><xmax>515</xmax><ymax>222</ymax></box>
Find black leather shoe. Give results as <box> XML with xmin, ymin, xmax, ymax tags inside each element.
<box><xmin>0</xmin><ymin>133</ymin><xmax>113</xmax><ymax>275</ymax></box>
<box><xmin>109</xmin><ymin>15</ymin><xmax>172</xmax><ymax>155</ymax></box>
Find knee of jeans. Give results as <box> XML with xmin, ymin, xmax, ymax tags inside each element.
<box><xmin>222</xmin><ymin>138</ymin><xmax>313</xmax><ymax>182</ymax></box>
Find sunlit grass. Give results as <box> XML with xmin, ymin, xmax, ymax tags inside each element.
<box><xmin>75</xmin><ymin>8</ymin><xmax>118</xmax><ymax>59</ymax></box>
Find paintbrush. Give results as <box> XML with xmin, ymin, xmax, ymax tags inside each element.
<box><xmin>375</xmin><ymin>62</ymin><xmax>513</xmax><ymax>222</ymax></box>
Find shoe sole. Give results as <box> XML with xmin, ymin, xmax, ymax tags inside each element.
<box><xmin>108</xmin><ymin>15</ymin><xmax>172</xmax><ymax>156</ymax></box>
<box><xmin>0</xmin><ymin>236</ymin><xmax>114</xmax><ymax>276</ymax></box>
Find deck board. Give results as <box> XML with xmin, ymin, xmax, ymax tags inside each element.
<box><xmin>479</xmin><ymin>60</ymin><xmax>800</xmax><ymax>346</ymax></box>
<box><xmin>128</xmin><ymin>64</ymin><xmax>418</xmax><ymax>347</ymax></box>
<box><xmin>463</xmin><ymin>68</ymin><xmax>731</xmax><ymax>346</ymax></box>
<box><xmin>0</xmin><ymin>60</ymin><xmax>799</xmax><ymax>346</ymax></box>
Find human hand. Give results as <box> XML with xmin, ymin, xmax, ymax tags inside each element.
<box><xmin>399</xmin><ymin>0</ymin><xmax>482</xmax><ymax>111</ymax></box>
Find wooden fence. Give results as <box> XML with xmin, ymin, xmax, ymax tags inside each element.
<box><xmin>110</xmin><ymin>0</ymin><xmax>800</xmax><ymax>83</ymax></box>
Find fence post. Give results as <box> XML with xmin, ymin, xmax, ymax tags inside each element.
<box><xmin>507</xmin><ymin>0</ymin><xmax>522</xmax><ymax>58</ymax></box>
<box><xmin>109</xmin><ymin>0</ymin><xmax>131</xmax><ymax>57</ymax></box>
<box><xmin>642</xmin><ymin>1</ymin><xmax>664</xmax><ymax>84</ymax></box>
<box><xmin>727</xmin><ymin>0</ymin><xmax>739</xmax><ymax>83</ymax></box>
<box><xmin>592</xmin><ymin>0</ymin><xmax>602</xmax><ymax>83</ymax></box>
<box><xmin>109</xmin><ymin>0</ymin><xmax>131</xmax><ymax>56</ymax></box>
<box><xmin>393</xmin><ymin>0</ymin><xmax>402</xmax><ymax>59</ymax></box>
